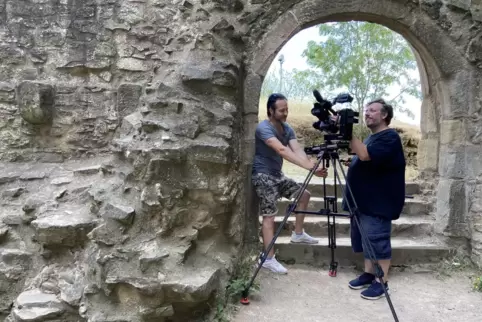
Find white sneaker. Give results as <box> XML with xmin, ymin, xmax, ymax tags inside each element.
<box><xmin>261</xmin><ymin>256</ymin><xmax>288</xmax><ymax>274</ymax></box>
<box><xmin>290</xmin><ymin>230</ymin><xmax>319</xmax><ymax>244</ymax></box>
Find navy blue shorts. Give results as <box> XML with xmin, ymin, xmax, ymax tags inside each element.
<box><xmin>350</xmin><ymin>213</ymin><xmax>392</xmax><ymax>260</ymax></box>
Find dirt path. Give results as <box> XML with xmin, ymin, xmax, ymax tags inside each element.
<box><xmin>231</xmin><ymin>265</ymin><xmax>481</xmax><ymax>322</ymax></box>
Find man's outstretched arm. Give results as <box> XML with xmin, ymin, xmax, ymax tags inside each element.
<box><xmin>288</xmin><ymin>139</ymin><xmax>310</xmax><ymax>162</ymax></box>
<box><xmin>265</xmin><ymin>137</ymin><xmax>314</xmax><ymax>171</ymax></box>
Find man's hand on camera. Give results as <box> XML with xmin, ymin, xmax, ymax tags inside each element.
<box><xmin>314</xmin><ymin>166</ymin><xmax>328</xmax><ymax>178</ymax></box>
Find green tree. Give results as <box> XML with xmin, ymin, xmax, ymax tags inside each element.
<box><xmin>261</xmin><ymin>65</ymin><xmax>315</xmax><ymax>101</ymax></box>
<box><xmin>298</xmin><ymin>21</ymin><xmax>421</xmax><ymax>119</ymax></box>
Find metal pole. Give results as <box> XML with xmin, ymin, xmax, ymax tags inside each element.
<box><xmin>278</xmin><ymin>54</ymin><xmax>284</xmax><ymax>93</ymax></box>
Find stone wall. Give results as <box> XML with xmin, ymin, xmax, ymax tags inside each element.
<box><xmin>0</xmin><ymin>0</ymin><xmax>481</xmax><ymax>320</ymax></box>
<box><xmin>0</xmin><ymin>1</ymin><xmax>247</xmax><ymax>321</ymax></box>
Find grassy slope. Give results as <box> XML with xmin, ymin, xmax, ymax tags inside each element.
<box><xmin>257</xmin><ymin>98</ymin><xmax>420</xmax><ymax>181</ymax></box>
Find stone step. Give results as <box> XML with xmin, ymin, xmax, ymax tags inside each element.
<box><xmin>277</xmin><ymin>197</ymin><xmax>431</xmax><ymax>217</ymax></box>
<box><xmin>290</xmin><ymin>176</ymin><xmax>421</xmax><ymax>196</ymax></box>
<box><xmin>261</xmin><ymin>216</ymin><xmax>434</xmax><ymax>238</ymax></box>
<box><xmin>271</xmin><ymin>237</ymin><xmax>452</xmax><ymax>267</ymax></box>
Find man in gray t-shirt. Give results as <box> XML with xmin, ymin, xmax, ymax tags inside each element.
<box><xmin>252</xmin><ymin>93</ymin><xmax>327</xmax><ymax>274</ymax></box>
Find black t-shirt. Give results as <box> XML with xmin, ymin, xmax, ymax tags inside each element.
<box><xmin>343</xmin><ymin>128</ymin><xmax>406</xmax><ymax>220</ymax></box>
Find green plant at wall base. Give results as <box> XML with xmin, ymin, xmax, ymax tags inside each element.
<box><xmin>473</xmin><ymin>276</ymin><xmax>482</xmax><ymax>292</ymax></box>
<box><xmin>212</xmin><ymin>253</ymin><xmax>261</xmax><ymax>321</ymax></box>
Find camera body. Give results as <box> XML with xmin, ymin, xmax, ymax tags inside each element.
<box><xmin>310</xmin><ymin>90</ymin><xmax>359</xmax><ymax>142</ymax></box>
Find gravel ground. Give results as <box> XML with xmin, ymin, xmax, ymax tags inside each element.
<box><xmin>231</xmin><ymin>265</ymin><xmax>481</xmax><ymax>322</ymax></box>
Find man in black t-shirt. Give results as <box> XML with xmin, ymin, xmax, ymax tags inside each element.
<box><xmin>342</xmin><ymin>98</ymin><xmax>406</xmax><ymax>300</ymax></box>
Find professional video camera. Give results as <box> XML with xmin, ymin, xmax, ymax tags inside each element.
<box><xmin>310</xmin><ymin>89</ymin><xmax>359</xmax><ymax>143</ymax></box>
<box><xmin>240</xmin><ymin>90</ymin><xmax>400</xmax><ymax>321</ymax></box>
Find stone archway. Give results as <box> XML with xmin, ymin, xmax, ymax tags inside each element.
<box><xmin>242</xmin><ymin>0</ymin><xmax>482</xmax><ymax>266</ymax></box>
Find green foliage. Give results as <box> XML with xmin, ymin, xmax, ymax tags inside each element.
<box><xmin>261</xmin><ymin>65</ymin><xmax>315</xmax><ymax>101</ymax></box>
<box><xmin>473</xmin><ymin>276</ymin><xmax>482</xmax><ymax>292</ymax></box>
<box><xmin>294</xmin><ymin>21</ymin><xmax>421</xmax><ymax>119</ymax></box>
<box><xmin>211</xmin><ymin>253</ymin><xmax>261</xmax><ymax>322</ymax></box>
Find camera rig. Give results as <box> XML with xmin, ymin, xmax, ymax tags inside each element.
<box><xmin>241</xmin><ymin>90</ymin><xmax>400</xmax><ymax>321</ymax></box>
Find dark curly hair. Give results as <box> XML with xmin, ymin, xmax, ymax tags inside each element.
<box><xmin>367</xmin><ymin>98</ymin><xmax>393</xmax><ymax>125</ymax></box>
<box><xmin>267</xmin><ymin>93</ymin><xmax>287</xmax><ymax>117</ymax></box>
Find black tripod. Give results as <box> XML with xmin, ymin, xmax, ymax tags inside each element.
<box><xmin>241</xmin><ymin>142</ymin><xmax>400</xmax><ymax>322</ymax></box>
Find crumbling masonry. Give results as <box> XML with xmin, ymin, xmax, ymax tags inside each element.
<box><xmin>0</xmin><ymin>0</ymin><xmax>481</xmax><ymax>321</ymax></box>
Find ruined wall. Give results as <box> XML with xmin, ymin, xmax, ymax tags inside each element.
<box><xmin>0</xmin><ymin>1</ymin><xmax>247</xmax><ymax>321</ymax></box>
<box><xmin>0</xmin><ymin>0</ymin><xmax>482</xmax><ymax>321</ymax></box>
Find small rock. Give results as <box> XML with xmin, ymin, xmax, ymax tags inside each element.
<box><xmin>102</xmin><ymin>203</ymin><xmax>135</xmax><ymax>225</ymax></box>
<box><xmin>55</xmin><ymin>189</ymin><xmax>67</xmax><ymax>199</ymax></box>
<box><xmin>0</xmin><ymin>173</ymin><xmax>19</xmax><ymax>184</ymax></box>
<box><xmin>20</xmin><ymin>171</ymin><xmax>46</xmax><ymax>181</ymax></box>
<box><xmin>139</xmin><ymin>305</ymin><xmax>174</xmax><ymax>318</ymax></box>
<box><xmin>139</xmin><ymin>242</ymin><xmax>170</xmax><ymax>271</ymax></box>
<box><xmin>17</xmin><ymin>81</ymin><xmax>55</xmax><ymax>125</ymax></box>
<box><xmin>41</xmin><ymin>281</ymin><xmax>60</xmax><ymax>294</ymax></box>
<box><xmin>13</xmin><ymin>289</ymin><xmax>64</xmax><ymax>322</ymax></box>
<box><xmin>73</xmin><ymin>165</ymin><xmax>101</xmax><ymax>176</ymax></box>
<box><xmin>58</xmin><ymin>269</ymin><xmax>84</xmax><ymax>307</ymax></box>
<box><xmin>2</xmin><ymin>214</ymin><xmax>24</xmax><ymax>226</ymax></box>
<box><xmin>87</xmin><ymin>222</ymin><xmax>129</xmax><ymax>246</ymax></box>
<box><xmin>50</xmin><ymin>177</ymin><xmax>72</xmax><ymax>185</ymax></box>
<box><xmin>22</xmin><ymin>197</ymin><xmax>44</xmax><ymax>214</ymax></box>
<box><xmin>0</xmin><ymin>224</ymin><xmax>9</xmax><ymax>242</ymax></box>
<box><xmin>2</xmin><ymin>187</ymin><xmax>26</xmax><ymax>198</ymax></box>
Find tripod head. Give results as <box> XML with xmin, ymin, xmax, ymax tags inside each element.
<box><xmin>304</xmin><ymin>140</ymin><xmax>350</xmax><ymax>156</ymax></box>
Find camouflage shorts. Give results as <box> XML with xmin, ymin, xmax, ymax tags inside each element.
<box><xmin>252</xmin><ymin>172</ymin><xmax>301</xmax><ymax>216</ymax></box>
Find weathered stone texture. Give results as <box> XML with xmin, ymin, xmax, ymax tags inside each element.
<box><xmin>0</xmin><ymin>0</ymin><xmax>481</xmax><ymax>320</ymax></box>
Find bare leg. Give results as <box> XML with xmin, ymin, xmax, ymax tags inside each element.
<box><xmin>294</xmin><ymin>190</ymin><xmax>311</xmax><ymax>234</ymax></box>
<box><xmin>365</xmin><ymin>259</ymin><xmax>390</xmax><ymax>282</ymax></box>
<box><xmin>262</xmin><ymin>216</ymin><xmax>275</xmax><ymax>258</ymax></box>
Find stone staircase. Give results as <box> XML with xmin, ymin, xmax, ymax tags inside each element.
<box><xmin>260</xmin><ymin>177</ymin><xmax>452</xmax><ymax>268</ymax></box>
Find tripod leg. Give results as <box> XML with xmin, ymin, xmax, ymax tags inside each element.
<box><xmin>241</xmin><ymin>153</ymin><xmax>325</xmax><ymax>304</ymax></box>
<box><xmin>328</xmin><ymin>214</ymin><xmax>337</xmax><ymax>277</ymax></box>
<box><xmin>332</xmin><ymin>157</ymin><xmax>399</xmax><ymax>322</ymax></box>
<box><xmin>327</xmin><ymin>212</ymin><xmax>338</xmax><ymax>276</ymax></box>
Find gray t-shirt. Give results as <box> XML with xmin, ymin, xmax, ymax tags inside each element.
<box><xmin>252</xmin><ymin>119</ymin><xmax>296</xmax><ymax>177</ymax></box>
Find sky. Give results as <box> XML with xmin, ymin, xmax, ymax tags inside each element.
<box><xmin>263</xmin><ymin>25</ymin><xmax>422</xmax><ymax>126</ymax></box>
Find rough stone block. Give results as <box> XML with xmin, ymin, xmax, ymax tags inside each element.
<box><xmin>0</xmin><ymin>249</ymin><xmax>33</xmax><ymax>311</ymax></box>
<box><xmin>471</xmin><ymin>0</ymin><xmax>482</xmax><ymax>21</ymax></box>
<box><xmin>117</xmin><ymin>58</ymin><xmax>151</xmax><ymax>71</ymax></box>
<box><xmin>243</xmin><ymin>139</ymin><xmax>255</xmax><ymax>165</ymax></box>
<box><xmin>438</xmin><ymin>145</ymin><xmax>465</xmax><ymax>179</ymax></box>
<box><xmin>139</xmin><ymin>241</ymin><xmax>170</xmax><ymax>272</ymax></box>
<box><xmin>435</xmin><ymin>179</ymin><xmax>470</xmax><ymax>237</ymax></box>
<box><xmin>117</xmin><ymin>83</ymin><xmax>142</xmax><ymax>118</ymax></box>
<box><xmin>243</xmin><ymin>72</ymin><xmax>263</xmax><ymax>115</ymax></box>
<box><xmin>440</xmin><ymin>119</ymin><xmax>466</xmax><ymax>145</ymax></box>
<box><xmin>102</xmin><ymin>203</ymin><xmax>135</xmax><ymax>225</ymax></box>
<box><xmin>466</xmin><ymin>33</ymin><xmax>482</xmax><ymax>63</ymax></box>
<box><xmin>87</xmin><ymin>222</ymin><xmax>129</xmax><ymax>246</ymax></box>
<box><xmin>243</xmin><ymin>114</ymin><xmax>258</xmax><ymax>141</ymax></box>
<box><xmin>31</xmin><ymin>212</ymin><xmax>97</xmax><ymax>247</ymax></box>
<box><xmin>445</xmin><ymin>0</ymin><xmax>471</xmax><ymax>10</ymax></box>
<box><xmin>417</xmin><ymin>138</ymin><xmax>439</xmax><ymax>171</ymax></box>
<box><xmin>420</xmin><ymin>98</ymin><xmax>438</xmax><ymax>135</ymax></box>
<box><xmin>13</xmin><ymin>289</ymin><xmax>64</xmax><ymax>322</ymax></box>
<box><xmin>0</xmin><ymin>82</ymin><xmax>15</xmax><ymax>102</ymax></box>
<box><xmin>17</xmin><ymin>81</ymin><xmax>55</xmax><ymax>125</ymax></box>
<box><xmin>465</xmin><ymin>145</ymin><xmax>482</xmax><ymax>179</ymax></box>
<box><xmin>467</xmin><ymin>117</ymin><xmax>482</xmax><ymax>144</ymax></box>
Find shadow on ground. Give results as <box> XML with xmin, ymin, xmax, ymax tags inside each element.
<box><xmin>231</xmin><ymin>264</ymin><xmax>481</xmax><ymax>322</ymax></box>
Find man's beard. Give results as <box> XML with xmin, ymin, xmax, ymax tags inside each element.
<box><xmin>274</xmin><ymin>115</ymin><xmax>286</xmax><ymax>123</ymax></box>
